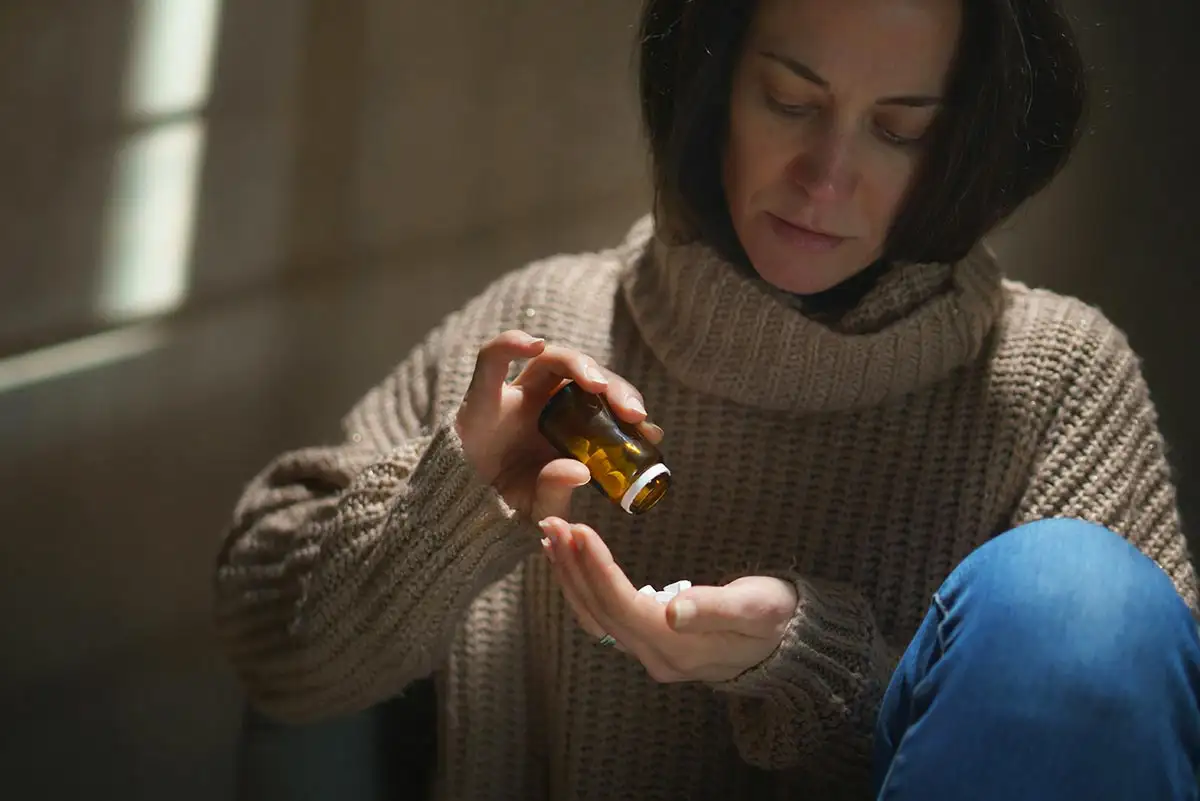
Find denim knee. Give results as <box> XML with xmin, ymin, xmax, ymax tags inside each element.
<box><xmin>873</xmin><ymin>519</ymin><xmax>1200</xmax><ymax>800</ymax></box>
<box><xmin>933</xmin><ymin>518</ymin><xmax>1198</xmax><ymax>704</ymax></box>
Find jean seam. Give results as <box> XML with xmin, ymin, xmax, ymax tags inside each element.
<box><xmin>932</xmin><ymin>592</ymin><xmax>950</xmax><ymax>656</ymax></box>
<box><xmin>877</xmin><ymin>595</ymin><xmax>950</xmax><ymax>800</ymax></box>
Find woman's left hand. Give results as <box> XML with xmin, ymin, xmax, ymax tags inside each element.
<box><xmin>539</xmin><ymin>517</ymin><xmax>798</xmax><ymax>683</ymax></box>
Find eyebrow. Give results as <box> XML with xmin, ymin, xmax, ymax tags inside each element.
<box><xmin>758</xmin><ymin>50</ymin><xmax>943</xmax><ymax>108</ymax></box>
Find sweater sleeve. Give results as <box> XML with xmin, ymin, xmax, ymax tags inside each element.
<box><xmin>1011</xmin><ymin>315</ymin><xmax>1198</xmax><ymax>613</ymax></box>
<box><xmin>710</xmin><ymin>573</ymin><xmax>898</xmax><ymax>779</ymax></box>
<box><xmin>213</xmin><ymin>322</ymin><xmax>538</xmax><ymax>723</ymax></box>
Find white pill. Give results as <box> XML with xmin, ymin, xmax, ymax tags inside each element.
<box><xmin>663</xmin><ymin>580</ymin><xmax>692</xmax><ymax>595</ymax></box>
<box><xmin>638</xmin><ymin>585</ymin><xmax>657</xmax><ymax>596</ymax></box>
<box><xmin>654</xmin><ymin>591</ymin><xmax>675</xmax><ymax>605</ymax></box>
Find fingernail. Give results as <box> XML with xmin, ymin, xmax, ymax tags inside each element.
<box><xmin>626</xmin><ymin>396</ymin><xmax>646</xmax><ymax>416</ymax></box>
<box><xmin>643</xmin><ymin>421</ymin><xmax>664</xmax><ymax>440</ymax></box>
<box><xmin>584</xmin><ymin>364</ymin><xmax>608</xmax><ymax>385</ymax></box>
<box><xmin>670</xmin><ymin>599</ymin><xmax>696</xmax><ymax>629</ymax></box>
<box><xmin>540</xmin><ymin>538</ymin><xmax>555</xmax><ymax>563</ymax></box>
<box><xmin>526</xmin><ymin>335</ymin><xmax>545</xmax><ymax>346</ymax></box>
<box><xmin>538</xmin><ymin>519</ymin><xmax>552</xmax><ymax>532</ymax></box>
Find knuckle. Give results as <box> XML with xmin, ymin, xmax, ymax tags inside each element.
<box><xmin>607</xmin><ymin>383</ymin><xmax>640</xmax><ymax>406</ymax></box>
<box><xmin>576</xmin><ymin>351</ymin><xmax>602</xmax><ymax>370</ymax></box>
<box><xmin>605</xmin><ymin>369</ymin><xmax>637</xmax><ymax>392</ymax></box>
<box><xmin>474</xmin><ymin>344</ymin><xmax>499</xmax><ymax>369</ymax></box>
<box><xmin>543</xmin><ymin>342</ymin><xmax>577</xmax><ymax>361</ymax></box>
<box><xmin>483</xmin><ymin>329</ymin><xmax>524</xmax><ymax>354</ymax></box>
<box><xmin>768</xmin><ymin>597</ymin><xmax>796</xmax><ymax>623</ymax></box>
<box><xmin>764</xmin><ymin>586</ymin><xmax>799</xmax><ymax>621</ymax></box>
<box><xmin>737</xmin><ymin>588</ymin><xmax>794</xmax><ymax>624</ymax></box>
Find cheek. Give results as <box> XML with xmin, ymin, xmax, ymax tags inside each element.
<box><xmin>724</xmin><ymin>103</ymin><xmax>792</xmax><ymax>215</ymax></box>
<box><xmin>860</xmin><ymin>155</ymin><xmax>919</xmax><ymax>236</ymax></box>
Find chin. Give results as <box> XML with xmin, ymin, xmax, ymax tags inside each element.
<box><xmin>745</xmin><ymin>244</ymin><xmax>854</xmax><ymax>296</ymax></box>
<box><xmin>735</xmin><ymin>214</ymin><xmax>874</xmax><ymax>296</ymax></box>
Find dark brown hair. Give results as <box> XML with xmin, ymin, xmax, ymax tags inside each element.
<box><xmin>638</xmin><ymin>0</ymin><xmax>1088</xmax><ymax>266</ymax></box>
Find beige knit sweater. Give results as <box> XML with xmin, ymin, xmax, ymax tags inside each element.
<box><xmin>215</xmin><ymin>216</ymin><xmax>1197</xmax><ymax>800</ymax></box>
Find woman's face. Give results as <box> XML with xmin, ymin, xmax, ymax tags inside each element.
<box><xmin>723</xmin><ymin>0</ymin><xmax>961</xmax><ymax>294</ymax></box>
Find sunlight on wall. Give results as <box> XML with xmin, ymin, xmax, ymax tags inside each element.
<box><xmin>98</xmin><ymin>0</ymin><xmax>223</xmax><ymax>323</ymax></box>
<box><xmin>124</xmin><ymin>0</ymin><xmax>223</xmax><ymax>119</ymax></box>
<box><xmin>97</xmin><ymin>120</ymin><xmax>207</xmax><ymax>321</ymax></box>
<box><xmin>0</xmin><ymin>323</ymin><xmax>170</xmax><ymax>396</ymax></box>
<box><xmin>1</xmin><ymin>0</ymin><xmax>225</xmax><ymax>394</ymax></box>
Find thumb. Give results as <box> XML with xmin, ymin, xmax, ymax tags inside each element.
<box><xmin>531</xmin><ymin>458</ymin><xmax>592</xmax><ymax>520</ymax></box>
<box><xmin>667</xmin><ymin>577</ymin><xmax>797</xmax><ymax>638</ymax></box>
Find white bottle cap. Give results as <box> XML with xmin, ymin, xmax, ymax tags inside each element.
<box><xmin>619</xmin><ymin>463</ymin><xmax>671</xmax><ymax>513</ymax></box>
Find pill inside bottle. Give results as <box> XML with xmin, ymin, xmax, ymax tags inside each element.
<box><xmin>537</xmin><ymin>381</ymin><xmax>670</xmax><ymax>515</ymax></box>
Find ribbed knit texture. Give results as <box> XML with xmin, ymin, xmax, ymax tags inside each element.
<box><xmin>215</xmin><ymin>215</ymin><xmax>1198</xmax><ymax>800</ymax></box>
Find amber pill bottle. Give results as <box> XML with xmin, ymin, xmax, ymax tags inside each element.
<box><xmin>537</xmin><ymin>381</ymin><xmax>670</xmax><ymax>515</ymax></box>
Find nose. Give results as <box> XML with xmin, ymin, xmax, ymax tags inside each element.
<box><xmin>787</xmin><ymin>124</ymin><xmax>857</xmax><ymax>202</ymax></box>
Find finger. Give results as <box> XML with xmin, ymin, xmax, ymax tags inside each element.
<box><xmin>666</xmin><ymin>577</ymin><xmax>797</xmax><ymax>638</ymax></box>
<box><xmin>555</xmin><ymin>523</ymin><xmax>638</xmax><ymax>651</ymax></box>
<box><xmin>539</xmin><ymin>521</ymin><xmax>604</xmax><ymax>636</ymax></box>
<box><xmin>636</xmin><ymin>419</ymin><xmax>665</xmax><ymax>445</ymax></box>
<box><xmin>595</xmin><ymin>369</ymin><xmax>650</xmax><ymax>424</ymax></box>
<box><xmin>565</xmin><ymin>365</ymin><xmax>653</xmax><ymax>426</ymax></box>
<box><xmin>531</xmin><ymin>459</ymin><xmax>591</xmax><ymax>521</ymax></box>
<box><xmin>568</xmin><ymin>527</ymin><xmax>760</xmax><ymax>683</ymax></box>
<box><xmin>566</xmin><ymin>524</ymin><xmax>664</xmax><ymax>652</ymax></box>
<box><xmin>540</xmin><ymin>518</ymin><xmax>626</xmax><ymax>650</ymax></box>
<box><xmin>556</xmin><ymin>564</ymin><xmax>608</xmax><ymax>640</ymax></box>
<box><xmin>561</xmin><ymin>524</ymin><xmax>746</xmax><ymax>684</ymax></box>
<box><xmin>466</xmin><ymin>330</ymin><xmax>546</xmax><ymax>413</ymax></box>
<box><xmin>510</xmin><ymin>345</ymin><xmax>611</xmax><ymax>398</ymax></box>
<box><xmin>511</xmin><ymin>346</ymin><xmax>662</xmax><ymax>433</ymax></box>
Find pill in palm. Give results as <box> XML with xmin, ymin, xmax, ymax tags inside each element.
<box><xmin>638</xmin><ymin>580</ymin><xmax>691</xmax><ymax>605</ymax></box>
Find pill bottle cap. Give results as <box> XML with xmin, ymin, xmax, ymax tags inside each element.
<box><xmin>620</xmin><ymin>463</ymin><xmax>671</xmax><ymax>513</ymax></box>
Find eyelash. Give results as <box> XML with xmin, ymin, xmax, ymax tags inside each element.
<box><xmin>764</xmin><ymin>95</ymin><xmax>920</xmax><ymax>147</ymax></box>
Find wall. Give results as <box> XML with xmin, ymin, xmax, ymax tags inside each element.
<box><xmin>0</xmin><ymin>1</ymin><xmax>646</xmax><ymax>798</ymax></box>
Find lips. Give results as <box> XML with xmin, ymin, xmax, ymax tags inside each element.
<box><xmin>766</xmin><ymin>213</ymin><xmax>846</xmax><ymax>251</ymax></box>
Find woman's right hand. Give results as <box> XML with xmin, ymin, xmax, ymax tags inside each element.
<box><xmin>454</xmin><ymin>330</ymin><xmax>663</xmax><ymax>521</ymax></box>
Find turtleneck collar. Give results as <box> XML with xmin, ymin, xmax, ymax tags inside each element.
<box><xmin>616</xmin><ymin>215</ymin><xmax>1005</xmax><ymax>414</ymax></box>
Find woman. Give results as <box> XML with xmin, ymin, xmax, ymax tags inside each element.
<box><xmin>215</xmin><ymin>0</ymin><xmax>1200</xmax><ymax>798</ymax></box>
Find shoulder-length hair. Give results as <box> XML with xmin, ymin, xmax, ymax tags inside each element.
<box><xmin>638</xmin><ymin>0</ymin><xmax>1088</xmax><ymax>265</ymax></box>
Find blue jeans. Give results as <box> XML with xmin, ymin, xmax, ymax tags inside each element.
<box><xmin>874</xmin><ymin>518</ymin><xmax>1200</xmax><ymax>800</ymax></box>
